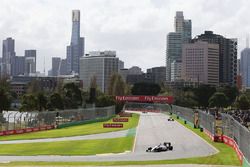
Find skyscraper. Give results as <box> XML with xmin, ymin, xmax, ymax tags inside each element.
<box><xmin>166</xmin><ymin>32</ymin><xmax>182</xmax><ymax>81</ymax></box>
<box><xmin>2</xmin><ymin>37</ymin><xmax>15</xmax><ymax>76</ymax></box>
<box><xmin>175</xmin><ymin>11</ymin><xmax>192</xmax><ymax>43</ymax></box>
<box><xmin>52</xmin><ymin>57</ymin><xmax>61</xmax><ymax>76</ymax></box>
<box><xmin>59</xmin><ymin>59</ymin><xmax>68</xmax><ymax>75</ymax></box>
<box><xmin>66</xmin><ymin>10</ymin><xmax>85</xmax><ymax>75</ymax></box>
<box><xmin>12</xmin><ymin>56</ymin><xmax>25</xmax><ymax>76</ymax></box>
<box><xmin>166</xmin><ymin>12</ymin><xmax>192</xmax><ymax>82</ymax></box>
<box><xmin>192</xmin><ymin>31</ymin><xmax>237</xmax><ymax>86</ymax></box>
<box><xmin>80</xmin><ymin>51</ymin><xmax>118</xmax><ymax>93</ymax></box>
<box><xmin>240</xmin><ymin>45</ymin><xmax>250</xmax><ymax>88</ymax></box>
<box><xmin>181</xmin><ymin>41</ymin><xmax>219</xmax><ymax>86</ymax></box>
<box><xmin>24</xmin><ymin>50</ymin><xmax>36</xmax><ymax>76</ymax></box>
<box><xmin>0</xmin><ymin>58</ymin><xmax>2</xmax><ymax>76</ymax></box>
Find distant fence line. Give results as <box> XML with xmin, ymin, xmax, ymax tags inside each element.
<box><xmin>0</xmin><ymin>106</ymin><xmax>115</xmax><ymax>132</ymax></box>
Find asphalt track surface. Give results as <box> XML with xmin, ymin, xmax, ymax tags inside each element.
<box><xmin>0</xmin><ymin>111</ymin><xmax>218</xmax><ymax>162</ymax></box>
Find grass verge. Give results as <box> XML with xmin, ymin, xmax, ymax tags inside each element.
<box><xmin>0</xmin><ymin>113</ymin><xmax>241</xmax><ymax>166</ymax></box>
<box><xmin>0</xmin><ymin>136</ymin><xmax>134</xmax><ymax>156</ymax></box>
<box><xmin>0</xmin><ymin>114</ymin><xmax>139</xmax><ymax>141</ymax></box>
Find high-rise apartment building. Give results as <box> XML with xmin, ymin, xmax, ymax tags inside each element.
<box><xmin>147</xmin><ymin>66</ymin><xmax>166</xmax><ymax>84</ymax></box>
<box><xmin>170</xmin><ymin>60</ymin><xmax>182</xmax><ymax>81</ymax></box>
<box><xmin>52</xmin><ymin>57</ymin><xmax>61</xmax><ymax>76</ymax></box>
<box><xmin>24</xmin><ymin>50</ymin><xmax>36</xmax><ymax>76</ymax></box>
<box><xmin>66</xmin><ymin>10</ymin><xmax>85</xmax><ymax>75</ymax></box>
<box><xmin>80</xmin><ymin>51</ymin><xmax>118</xmax><ymax>93</ymax></box>
<box><xmin>118</xmin><ymin>60</ymin><xmax>124</xmax><ymax>70</ymax></box>
<box><xmin>192</xmin><ymin>31</ymin><xmax>237</xmax><ymax>86</ymax></box>
<box><xmin>166</xmin><ymin>12</ymin><xmax>192</xmax><ymax>82</ymax></box>
<box><xmin>2</xmin><ymin>37</ymin><xmax>15</xmax><ymax>76</ymax></box>
<box><xmin>12</xmin><ymin>56</ymin><xmax>25</xmax><ymax>76</ymax></box>
<box><xmin>240</xmin><ymin>48</ymin><xmax>250</xmax><ymax>88</ymax></box>
<box><xmin>181</xmin><ymin>41</ymin><xmax>219</xmax><ymax>86</ymax></box>
<box><xmin>59</xmin><ymin>59</ymin><xmax>68</xmax><ymax>75</ymax></box>
<box><xmin>175</xmin><ymin>11</ymin><xmax>192</xmax><ymax>43</ymax></box>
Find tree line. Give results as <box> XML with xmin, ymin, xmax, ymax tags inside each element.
<box><xmin>161</xmin><ymin>84</ymin><xmax>250</xmax><ymax>110</ymax></box>
<box><xmin>2</xmin><ymin>73</ymin><xmax>248</xmax><ymax>113</ymax></box>
<box><xmin>0</xmin><ymin>73</ymin><xmax>162</xmax><ymax>113</ymax></box>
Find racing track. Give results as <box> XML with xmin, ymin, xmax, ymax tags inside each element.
<box><xmin>0</xmin><ymin>111</ymin><xmax>218</xmax><ymax>162</ymax></box>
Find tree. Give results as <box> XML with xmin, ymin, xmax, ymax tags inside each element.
<box><xmin>108</xmin><ymin>73</ymin><xmax>126</xmax><ymax>96</ymax></box>
<box><xmin>88</xmin><ymin>76</ymin><xmax>97</xmax><ymax>103</ymax></box>
<box><xmin>235</xmin><ymin>94</ymin><xmax>250</xmax><ymax>110</ymax></box>
<box><xmin>0</xmin><ymin>88</ymin><xmax>11</xmax><ymax>113</ymax></box>
<box><xmin>208</xmin><ymin>92</ymin><xmax>229</xmax><ymax>108</ymax></box>
<box><xmin>0</xmin><ymin>77</ymin><xmax>11</xmax><ymax>113</ymax></box>
<box><xmin>174</xmin><ymin>90</ymin><xmax>198</xmax><ymax>108</ymax></box>
<box><xmin>37</xmin><ymin>92</ymin><xmax>48</xmax><ymax>111</ymax></box>
<box><xmin>193</xmin><ymin>85</ymin><xmax>216</xmax><ymax>108</ymax></box>
<box><xmin>95</xmin><ymin>95</ymin><xmax>115</xmax><ymax>107</ymax></box>
<box><xmin>27</xmin><ymin>79</ymin><xmax>42</xmax><ymax>94</ymax></box>
<box><xmin>47</xmin><ymin>93</ymin><xmax>64</xmax><ymax>110</ymax></box>
<box><xmin>63</xmin><ymin>83</ymin><xmax>82</xmax><ymax>109</ymax></box>
<box><xmin>131</xmin><ymin>82</ymin><xmax>161</xmax><ymax>95</ymax></box>
<box><xmin>20</xmin><ymin>94</ymin><xmax>37</xmax><ymax>111</ymax></box>
<box><xmin>217</xmin><ymin>86</ymin><xmax>239</xmax><ymax>105</ymax></box>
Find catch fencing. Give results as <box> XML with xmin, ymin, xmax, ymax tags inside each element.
<box><xmin>172</xmin><ymin>105</ymin><xmax>250</xmax><ymax>166</ymax></box>
<box><xmin>0</xmin><ymin>106</ymin><xmax>115</xmax><ymax>132</ymax></box>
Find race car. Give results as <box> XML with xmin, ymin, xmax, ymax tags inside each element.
<box><xmin>168</xmin><ymin>117</ymin><xmax>174</xmax><ymax>121</ymax></box>
<box><xmin>146</xmin><ymin>142</ymin><xmax>173</xmax><ymax>152</ymax></box>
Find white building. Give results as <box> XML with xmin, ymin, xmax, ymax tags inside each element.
<box><xmin>170</xmin><ymin>60</ymin><xmax>182</xmax><ymax>81</ymax></box>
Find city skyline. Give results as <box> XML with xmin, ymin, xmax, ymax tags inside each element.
<box><xmin>0</xmin><ymin>0</ymin><xmax>249</xmax><ymax>73</ymax></box>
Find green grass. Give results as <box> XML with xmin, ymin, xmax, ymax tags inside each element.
<box><xmin>0</xmin><ymin>112</ymin><xmax>241</xmax><ymax>166</ymax></box>
<box><xmin>0</xmin><ymin>114</ymin><xmax>139</xmax><ymax>141</ymax></box>
<box><xmin>0</xmin><ymin>136</ymin><xmax>134</xmax><ymax>156</ymax></box>
<box><xmin>170</xmin><ymin>114</ymin><xmax>240</xmax><ymax>166</ymax></box>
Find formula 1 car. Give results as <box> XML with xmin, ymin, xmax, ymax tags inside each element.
<box><xmin>168</xmin><ymin>117</ymin><xmax>174</xmax><ymax>121</ymax></box>
<box><xmin>146</xmin><ymin>142</ymin><xmax>173</xmax><ymax>152</ymax></box>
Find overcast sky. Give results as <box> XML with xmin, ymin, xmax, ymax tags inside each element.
<box><xmin>0</xmin><ymin>0</ymin><xmax>249</xmax><ymax>73</ymax></box>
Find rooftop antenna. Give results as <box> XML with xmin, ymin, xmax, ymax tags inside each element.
<box><xmin>247</xmin><ymin>34</ymin><xmax>249</xmax><ymax>48</ymax></box>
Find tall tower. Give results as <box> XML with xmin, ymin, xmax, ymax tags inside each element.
<box><xmin>66</xmin><ymin>10</ymin><xmax>85</xmax><ymax>75</ymax></box>
<box><xmin>24</xmin><ymin>50</ymin><xmax>36</xmax><ymax>76</ymax></box>
<box><xmin>166</xmin><ymin>12</ymin><xmax>192</xmax><ymax>82</ymax></box>
<box><xmin>2</xmin><ymin>37</ymin><xmax>15</xmax><ymax>76</ymax></box>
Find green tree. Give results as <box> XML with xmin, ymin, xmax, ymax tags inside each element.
<box><xmin>20</xmin><ymin>94</ymin><xmax>37</xmax><ymax>111</ymax></box>
<box><xmin>37</xmin><ymin>92</ymin><xmax>48</xmax><ymax>111</ymax></box>
<box><xmin>63</xmin><ymin>83</ymin><xmax>82</xmax><ymax>109</ymax></box>
<box><xmin>217</xmin><ymin>86</ymin><xmax>239</xmax><ymax>105</ymax></box>
<box><xmin>174</xmin><ymin>90</ymin><xmax>198</xmax><ymax>108</ymax></box>
<box><xmin>193</xmin><ymin>85</ymin><xmax>216</xmax><ymax>108</ymax></box>
<box><xmin>208</xmin><ymin>92</ymin><xmax>229</xmax><ymax>108</ymax></box>
<box><xmin>88</xmin><ymin>76</ymin><xmax>97</xmax><ymax>103</ymax></box>
<box><xmin>95</xmin><ymin>95</ymin><xmax>115</xmax><ymax>107</ymax></box>
<box><xmin>108</xmin><ymin>73</ymin><xmax>126</xmax><ymax>96</ymax></box>
<box><xmin>235</xmin><ymin>94</ymin><xmax>250</xmax><ymax>110</ymax></box>
<box><xmin>47</xmin><ymin>93</ymin><xmax>64</xmax><ymax>110</ymax></box>
<box><xmin>131</xmin><ymin>82</ymin><xmax>161</xmax><ymax>95</ymax></box>
<box><xmin>0</xmin><ymin>77</ymin><xmax>11</xmax><ymax>113</ymax></box>
<box><xmin>0</xmin><ymin>88</ymin><xmax>11</xmax><ymax>113</ymax></box>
